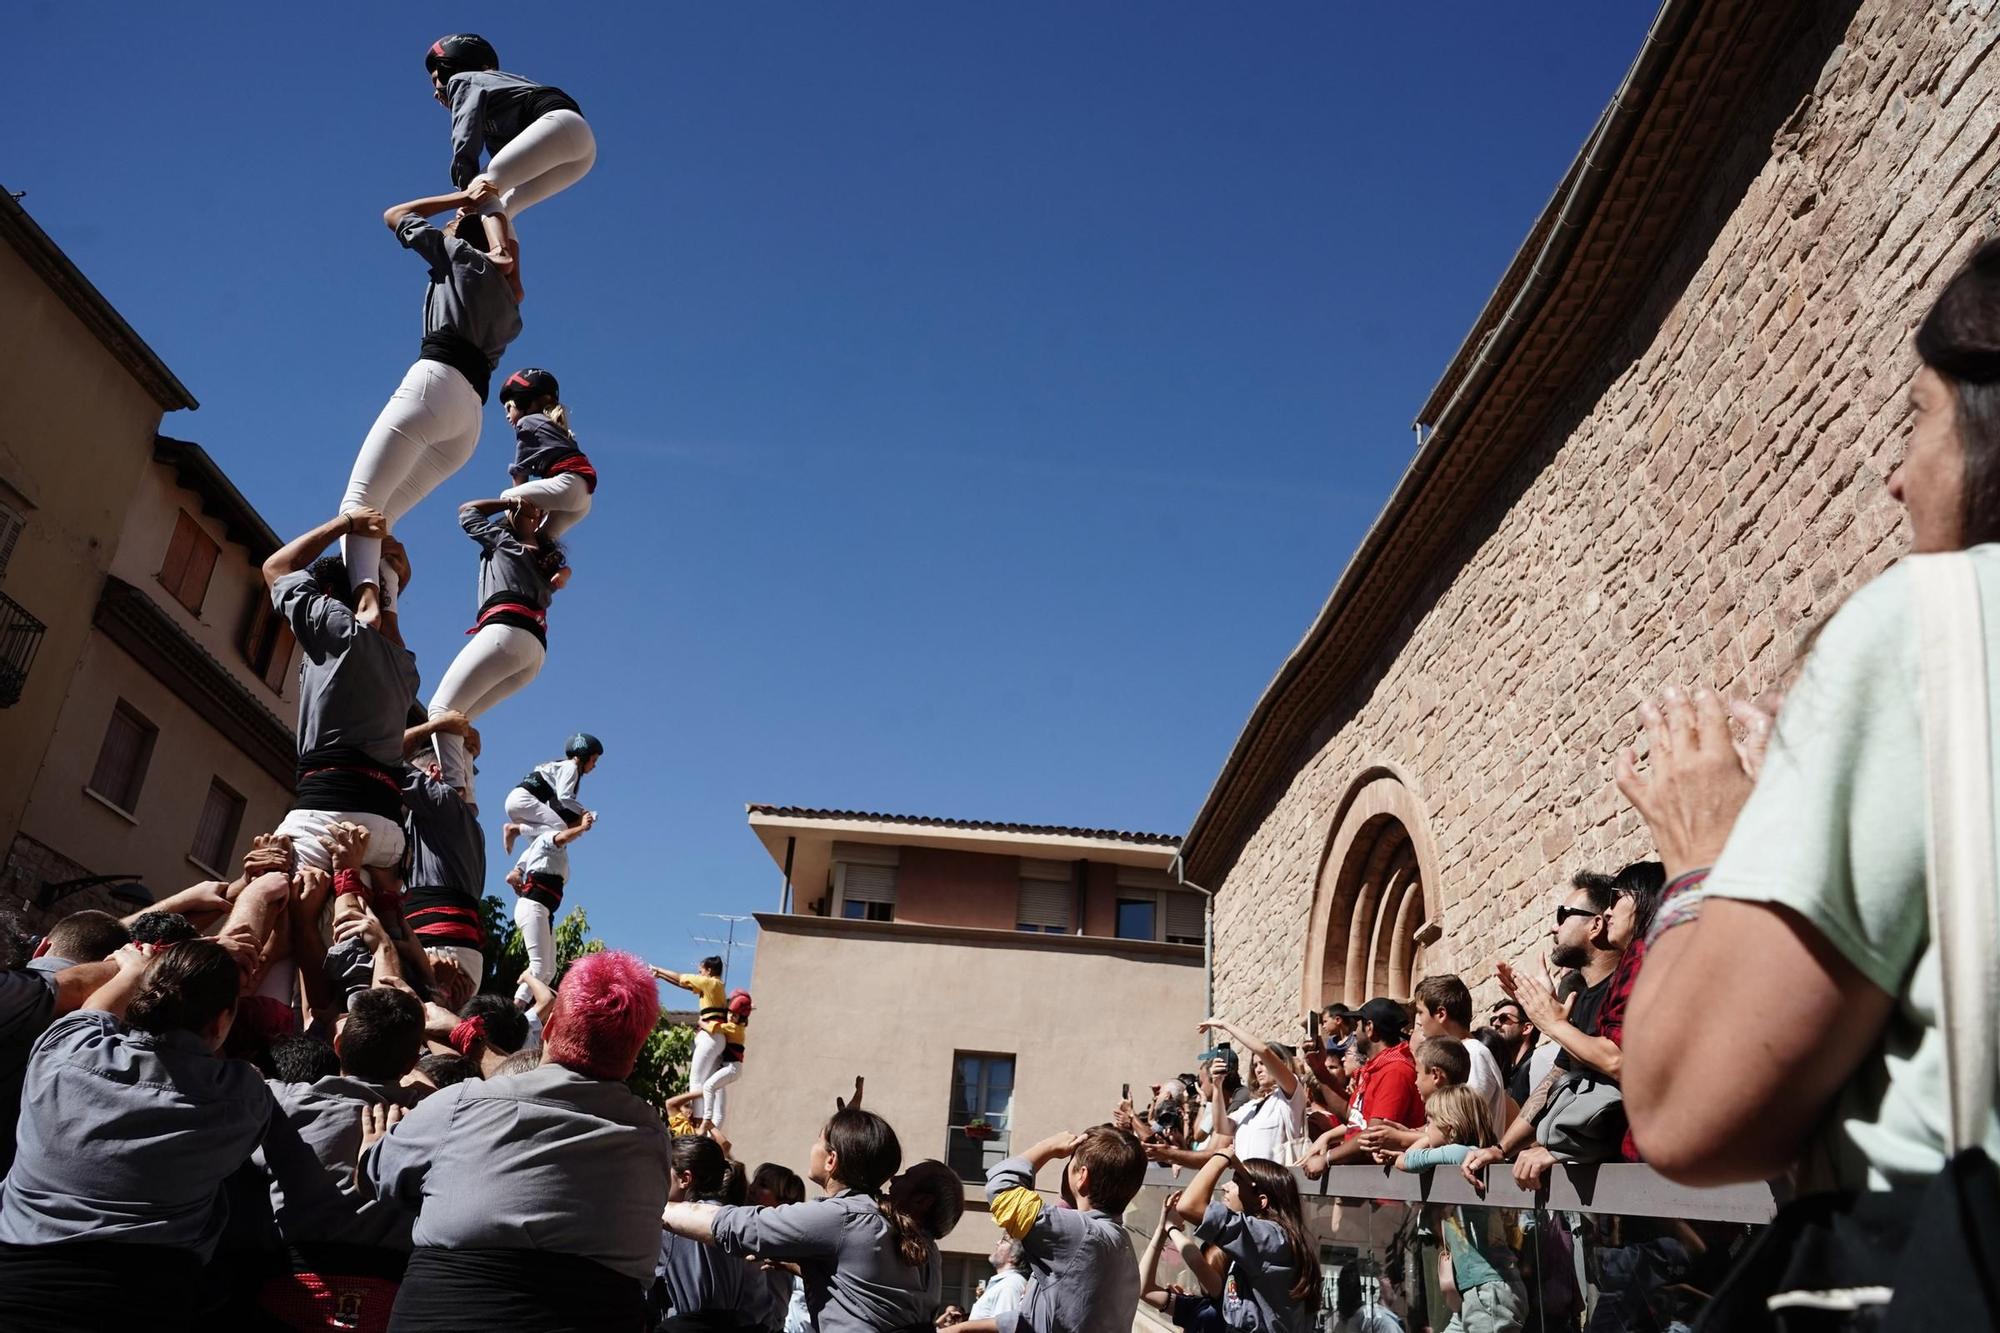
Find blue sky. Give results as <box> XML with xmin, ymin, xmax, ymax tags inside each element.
<box><xmin>7</xmin><ymin>3</ymin><xmax>1653</xmax><ymax>974</ymax></box>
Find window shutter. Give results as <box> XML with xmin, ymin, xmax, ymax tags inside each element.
<box><xmin>1117</xmin><ymin>866</ymin><xmax>1174</xmax><ymax>891</ymax></box>
<box><xmin>0</xmin><ymin>503</ymin><xmax>24</xmax><ymax>582</ymax></box>
<box><xmin>1165</xmin><ymin>889</ymin><xmax>1205</xmax><ymax>943</ymax></box>
<box><xmin>159</xmin><ymin>512</ymin><xmax>197</xmax><ymax>591</ymax></box>
<box><xmin>190</xmin><ymin>780</ymin><xmax>245</xmax><ymax>871</ymax></box>
<box><xmin>1017</xmin><ymin>879</ymin><xmax>1072</xmax><ymax>931</ymax></box>
<box><xmin>841</xmin><ymin>863</ymin><xmax>898</xmax><ymax>905</ymax></box>
<box><xmin>831</xmin><ymin>841</ymin><xmax>900</xmax><ymax>867</ymax></box>
<box><xmin>262</xmin><ymin>621</ymin><xmax>296</xmax><ymax>694</ymax></box>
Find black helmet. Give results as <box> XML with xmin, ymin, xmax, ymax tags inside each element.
<box><xmin>426</xmin><ymin>34</ymin><xmax>499</xmax><ymax>80</ymax></box>
<box><xmin>500</xmin><ymin>367</ymin><xmax>561</xmax><ymax>407</ymax></box>
<box><xmin>564</xmin><ymin>732</ymin><xmax>604</xmax><ymax>760</ymax></box>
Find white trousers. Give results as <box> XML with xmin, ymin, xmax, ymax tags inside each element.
<box><xmin>502</xmin><ymin>473</ymin><xmax>593</xmax><ymax>541</ymax></box>
<box><xmin>512</xmin><ymin>897</ymin><xmax>555</xmax><ymax>1007</ymax></box>
<box><xmin>429</xmin><ymin>625</ymin><xmax>546</xmax><ymax>793</ymax></box>
<box><xmin>425</xmin><ymin>944</ymin><xmax>486</xmax><ymax>990</ymax></box>
<box><xmin>341</xmin><ymin>360</ymin><xmax>484</xmax><ymax>599</ymax></box>
<box><xmin>274</xmin><ymin>807</ymin><xmax>407</xmax><ymax>874</ymax></box>
<box><xmin>475</xmin><ymin>110</ymin><xmax>597</xmax><ymax>219</ymax></box>
<box><xmin>504</xmin><ymin>785</ymin><xmax>569</xmax><ymax>836</ymax></box>
<box><xmin>689</xmin><ymin>1028</ymin><xmax>724</xmax><ymax>1118</ymax></box>
<box><xmin>700</xmin><ymin>1062</ymin><xmax>743</xmax><ymax>1128</ymax></box>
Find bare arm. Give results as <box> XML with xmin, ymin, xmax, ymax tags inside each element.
<box><xmin>1199</xmin><ymin>1018</ymin><xmax>1299</xmax><ymax>1097</ymax></box>
<box><xmin>126</xmin><ymin>880</ymin><xmax>232</xmax><ymax>928</ymax></box>
<box><xmin>264</xmin><ymin>512</ymin><xmax>382</xmax><ymax>588</ymax></box>
<box><xmin>81</xmin><ymin>946</ymin><xmax>153</xmax><ymax>1017</ymax></box>
<box><xmin>52</xmin><ymin>961</ymin><xmax>121</xmax><ymax>1014</ymax></box>
<box><xmin>383</xmin><ymin>191</ymin><xmax>477</xmax><ymax>230</ymax></box>
<box><xmin>660</xmin><ymin>1200</ymin><xmax>723</xmax><ymax>1241</ymax></box>
<box><xmin>404</xmin><ymin>710</ymin><xmax>471</xmax><ymax>754</ymax></box>
<box><xmin>1172</xmin><ymin>1153</ymin><xmax>1229</xmax><ymax>1226</ymax></box>
<box><xmin>551</xmin><ymin>810</ymin><xmax>597</xmax><ymax>848</ymax></box>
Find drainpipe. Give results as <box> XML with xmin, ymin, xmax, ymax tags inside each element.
<box><xmin>779</xmin><ymin>836</ymin><xmax>796</xmax><ymax>913</ymax></box>
<box><xmin>1169</xmin><ymin>852</ymin><xmax>1215</xmax><ymax>1016</ymax></box>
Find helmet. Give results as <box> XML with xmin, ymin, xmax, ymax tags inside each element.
<box><xmin>564</xmin><ymin>732</ymin><xmax>604</xmax><ymax>760</ymax></box>
<box><xmin>727</xmin><ymin>989</ymin><xmax>753</xmax><ymax>1015</ymax></box>
<box><xmin>500</xmin><ymin>367</ymin><xmax>561</xmax><ymax>407</ymax></box>
<box><xmin>425</xmin><ymin>34</ymin><xmax>499</xmax><ymax>80</ymax></box>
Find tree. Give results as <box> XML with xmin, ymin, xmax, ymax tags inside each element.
<box><xmin>477</xmin><ymin>895</ymin><xmax>691</xmax><ymax>1107</ymax></box>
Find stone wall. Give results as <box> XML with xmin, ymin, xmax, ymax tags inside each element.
<box><xmin>1213</xmin><ymin>0</ymin><xmax>2000</xmax><ymax>1031</ymax></box>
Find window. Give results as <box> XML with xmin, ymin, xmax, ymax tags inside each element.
<box><xmin>88</xmin><ymin>701</ymin><xmax>157</xmax><ymax>814</ymax></box>
<box><xmin>1164</xmin><ymin>889</ymin><xmax>1205</xmax><ymax>946</ymax></box>
<box><xmin>189</xmin><ymin>779</ymin><xmax>245</xmax><ymax>874</ymax></box>
<box><xmin>948</xmin><ymin>1051</ymin><xmax>1015</xmax><ymax>1182</ymax></box>
<box><xmin>1115</xmin><ymin>897</ymin><xmax>1157</xmax><ymax>941</ymax></box>
<box><xmin>157</xmin><ymin>510</ymin><xmax>220</xmax><ymax>616</ymax></box>
<box><xmin>0</xmin><ymin>500</ymin><xmax>24</xmax><ymax>583</ymax></box>
<box><xmin>1016</xmin><ymin>858</ymin><xmax>1072</xmax><ymax>933</ymax></box>
<box><xmin>942</xmin><ymin>1255</ymin><xmax>998</xmax><ymax>1315</ymax></box>
<box><xmin>833</xmin><ymin>843</ymin><xmax>899</xmax><ymax>922</ymax></box>
<box><xmin>241</xmin><ymin>593</ymin><xmax>297</xmax><ymax>694</ymax></box>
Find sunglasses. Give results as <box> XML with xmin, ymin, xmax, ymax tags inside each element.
<box><xmin>1554</xmin><ymin>905</ymin><xmax>1602</xmax><ymax>926</ymax></box>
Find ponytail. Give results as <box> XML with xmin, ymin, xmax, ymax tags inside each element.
<box><xmin>545</xmin><ymin>401</ymin><xmax>576</xmax><ymax>441</ymax></box>
<box><xmin>883</xmin><ymin>1159</ymin><xmax>962</xmax><ymax>1271</ymax></box>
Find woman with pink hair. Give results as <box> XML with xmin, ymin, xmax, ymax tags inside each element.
<box><xmin>361</xmin><ymin>950</ymin><xmax>670</xmax><ymax>1330</ymax></box>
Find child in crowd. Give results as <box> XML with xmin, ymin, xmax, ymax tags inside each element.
<box><xmin>664</xmin><ymin>989</ymin><xmax>753</xmax><ymax>1134</ymax></box>
<box><xmin>503</xmin><ymin>733</ymin><xmax>603</xmax><ymax>853</ymax></box>
<box><xmin>1392</xmin><ymin>1084</ymin><xmax>1527</xmax><ymax>1333</ymax></box>
<box><xmin>980</xmin><ymin>1128</ymin><xmax>1146</xmax><ymax>1333</ymax></box>
<box><xmin>1361</xmin><ymin>1036</ymin><xmax>1470</xmax><ymax>1159</ymax></box>
<box><xmin>653</xmin><ymin>1135</ymin><xmax>771</xmax><ymax>1332</ymax></box>
<box><xmin>1169</xmin><ymin>1153</ymin><xmax>1319</xmax><ymax>1333</ymax></box>
<box><xmin>501</xmin><ymin>368</ymin><xmax>599</xmax><ymax>540</ymax></box>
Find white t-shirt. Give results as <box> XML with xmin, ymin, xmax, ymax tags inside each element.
<box><xmin>969</xmin><ymin>1268</ymin><xmax>1026</xmax><ymax>1320</ymax></box>
<box><xmin>1461</xmin><ymin>1035</ymin><xmax>1509</xmax><ymax>1133</ymax></box>
<box><xmin>1228</xmin><ymin>1082</ymin><xmax>1306</xmax><ymax>1163</ymax></box>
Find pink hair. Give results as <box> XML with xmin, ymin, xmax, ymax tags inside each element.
<box><xmin>543</xmin><ymin>950</ymin><xmax>660</xmax><ymax>1080</ymax></box>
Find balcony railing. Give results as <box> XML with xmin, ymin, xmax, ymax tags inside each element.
<box><xmin>0</xmin><ymin>590</ymin><xmax>46</xmax><ymax>708</ymax></box>
<box><xmin>1136</xmin><ymin>1162</ymin><xmax>1778</xmax><ymax>1331</ymax></box>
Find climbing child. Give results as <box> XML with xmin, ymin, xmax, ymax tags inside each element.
<box><xmin>424</xmin><ymin>33</ymin><xmax>597</xmax><ymax>267</ymax></box>
<box><xmin>340</xmin><ymin>192</ymin><xmax>521</xmax><ymax>616</ymax></box>
<box><xmin>681</xmin><ymin>990</ymin><xmax>750</xmax><ymax>1133</ymax></box>
<box><xmin>506</xmin><ymin>810</ymin><xmax>596</xmax><ymax>1008</ymax></box>
<box><xmin>1392</xmin><ymin>1084</ymin><xmax>1527</xmax><ymax>1333</ymax></box>
<box><xmin>499</xmin><ymin>367</ymin><xmax>598</xmax><ymax>540</ymax></box>
<box><xmin>425</xmin><ymin>496</ymin><xmax>569</xmax><ymax>793</ymax></box>
<box><xmin>652</xmin><ymin>956</ymin><xmax>729</xmax><ymax>1119</ymax></box>
<box><xmin>502</xmin><ymin>733</ymin><xmax>602</xmax><ymax>854</ymax></box>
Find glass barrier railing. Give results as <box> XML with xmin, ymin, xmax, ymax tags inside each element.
<box><xmin>1134</xmin><ymin>1164</ymin><xmax>1777</xmax><ymax>1332</ymax></box>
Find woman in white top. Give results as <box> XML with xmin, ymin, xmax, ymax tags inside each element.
<box><xmin>1193</xmin><ymin>1018</ymin><xmax>1306</xmax><ymax>1166</ymax></box>
<box><xmin>1618</xmin><ymin>238</ymin><xmax>2000</xmax><ymax>1192</ymax></box>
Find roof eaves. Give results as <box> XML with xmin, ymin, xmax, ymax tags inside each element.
<box><xmin>153</xmin><ymin>437</ymin><xmax>281</xmax><ymax>561</ymax></box>
<box><xmin>745</xmin><ymin>804</ymin><xmax>1183</xmax><ymax>848</ymax></box>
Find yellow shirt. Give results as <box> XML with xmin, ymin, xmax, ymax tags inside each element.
<box><xmin>680</xmin><ymin>973</ymin><xmax>728</xmax><ymax>1030</ymax></box>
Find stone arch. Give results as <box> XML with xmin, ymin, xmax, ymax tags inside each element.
<box><xmin>1303</xmin><ymin>767</ymin><xmax>1444</xmax><ymax>1011</ymax></box>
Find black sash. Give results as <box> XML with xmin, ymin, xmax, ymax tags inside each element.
<box><xmin>418</xmin><ymin>330</ymin><xmax>492</xmax><ymax>402</ymax></box>
<box><xmin>389</xmin><ymin>1247</ymin><xmax>643</xmax><ymax>1332</ymax></box>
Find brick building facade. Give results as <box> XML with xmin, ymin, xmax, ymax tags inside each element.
<box><xmin>1180</xmin><ymin>0</ymin><xmax>2000</xmax><ymax>1031</ymax></box>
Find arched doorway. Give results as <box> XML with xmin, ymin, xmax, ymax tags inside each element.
<box><xmin>1304</xmin><ymin>769</ymin><xmax>1444</xmax><ymax>1009</ymax></box>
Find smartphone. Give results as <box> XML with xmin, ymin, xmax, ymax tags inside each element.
<box><xmin>1121</xmin><ymin>1082</ymin><xmax>1131</xmax><ymax>1102</ymax></box>
<box><xmin>1307</xmin><ymin>1010</ymin><xmax>1321</xmax><ymax>1038</ymax></box>
<box><xmin>1216</xmin><ymin>1041</ymin><xmax>1232</xmax><ymax>1056</ymax></box>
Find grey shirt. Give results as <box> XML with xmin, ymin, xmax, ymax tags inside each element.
<box><xmin>0</xmin><ymin>1010</ymin><xmax>273</xmax><ymax>1260</ymax></box>
<box><xmin>984</xmin><ymin>1156</ymin><xmax>1138</xmax><ymax>1333</ymax></box>
<box><xmin>658</xmin><ymin>1227</ymin><xmax>773</xmax><ymax>1323</ymax></box>
<box><xmin>444</xmin><ymin>70</ymin><xmax>575</xmax><ymax>189</ymax></box>
<box><xmin>274</xmin><ymin>568</ymin><xmax>420</xmax><ymax>768</ymax></box>
<box><xmin>361</xmin><ymin>1061</ymin><xmax>669</xmax><ymax>1282</ymax></box>
<box><xmin>403</xmin><ymin>767</ymin><xmax>485</xmax><ymax>893</ymax></box>
<box><xmin>260</xmin><ymin>1074</ymin><xmax>416</xmax><ymax>1251</ymax></box>
<box><xmin>0</xmin><ymin>968</ymin><xmax>58</xmax><ymax>1177</ymax></box>
<box><xmin>461</xmin><ymin>504</ymin><xmax>551</xmax><ymax>612</ymax></box>
<box><xmin>1194</xmin><ymin>1202</ymin><xmax>1308</xmax><ymax>1333</ymax></box>
<box><xmin>711</xmin><ymin>1191</ymin><xmax>941</xmax><ymax>1333</ymax></box>
<box><xmin>396</xmin><ymin>213</ymin><xmax>522</xmax><ymax>371</ymax></box>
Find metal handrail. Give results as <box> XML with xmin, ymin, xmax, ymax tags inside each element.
<box><xmin>1143</xmin><ymin>1161</ymin><xmax>1779</xmax><ymax>1225</ymax></box>
<box><xmin>0</xmin><ymin>589</ymin><xmax>46</xmax><ymax>708</ymax></box>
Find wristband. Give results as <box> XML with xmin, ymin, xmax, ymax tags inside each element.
<box><xmin>1647</xmin><ymin>868</ymin><xmax>1712</xmax><ymax>945</ymax></box>
<box><xmin>1662</xmin><ymin>867</ymin><xmax>1712</xmax><ymax>899</ymax></box>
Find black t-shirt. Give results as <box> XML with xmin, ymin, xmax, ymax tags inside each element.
<box><xmin>1553</xmin><ymin>972</ymin><xmax>1614</xmax><ymax>1073</ymax></box>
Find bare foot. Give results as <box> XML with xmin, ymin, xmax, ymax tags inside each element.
<box><xmin>502</xmin><ymin>823</ymin><xmax>520</xmax><ymax>856</ymax></box>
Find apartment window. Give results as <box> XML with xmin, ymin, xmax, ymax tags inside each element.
<box><xmin>1016</xmin><ymin>858</ymin><xmax>1072</xmax><ymax>934</ymax></box>
<box><xmin>0</xmin><ymin>500</ymin><xmax>24</xmax><ymax>582</ymax></box>
<box><xmin>833</xmin><ymin>842</ymin><xmax>899</xmax><ymax>922</ymax></box>
<box><xmin>241</xmin><ymin>594</ymin><xmax>297</xmax><ymax>694</ymax></box>
<box><xmin>1114</xmin><ymin>896</ymin><xmax>1157</xmax><ymax>941</ymax></box>
<box><xmin>157</xmin><ymin>510</ymin><xmax>220</xmax><ymax>616</ymax></box>
<box><xmin>942</xmin><ymin>1256</ymin><xmax>998</xmax><ymax>1315</ymax></box>
<box><xmin>88</xmin><ymin>701</ymin><xmax>157</xmax><ymax>815</ymax></box>
<box><xmin>948</xmin><ymin>1051</ymin><xmax>1015</xmax><ymax>1182</ymax></box>
<box><xmin>189</xmin><ymin>779</ymin><xmax>246</xmax><ymax>875</ymax></box>
<box><xmin>1164</xmin><ymin>890</ymin><xmax>1204</xmax><ymax>946</ymax></box>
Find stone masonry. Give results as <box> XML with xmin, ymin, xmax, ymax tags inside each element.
<box><xmin>1211</xmin><ymin>0</ymin><xmax>2000</xmax><ymax>1033</ymax></box>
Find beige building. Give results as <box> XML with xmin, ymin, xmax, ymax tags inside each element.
<box><xmin>0</xmin><ymin>190</ymin><xmax>296</xmax><ymax>926</ymax></box>
<box><xmin>728</xmin><ymin>805</ymin><xmax>1206</xmax><ymax>1310</ymax></box>
<box><xmin>1178</xmin><ymin>0</ymin><xmax>2000</xmax><ymax>1030</ymax></box>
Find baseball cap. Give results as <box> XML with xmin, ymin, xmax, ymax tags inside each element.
<box><xmin>1357</xmin><ymin>997</ymin><xmax>1410</xmax><ymax>1041</ymax></box>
